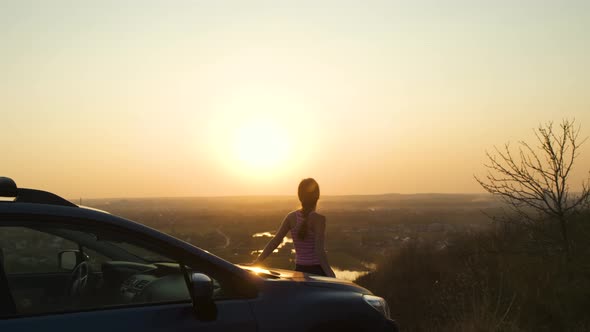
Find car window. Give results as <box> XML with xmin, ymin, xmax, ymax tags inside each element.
<box><xmin>0</xmin><ymin>224</ymin><xmax>196</xmax><ymax>316</ymax></box>
<box><xmin>0</xmin><ymin>227</ymin><xmax>78</xmax><ymax>274</ymax></box>
<box><xmin>102</xmin><ymin>241</ymin><xmax>173</xmax><ymax>263</ymax></box>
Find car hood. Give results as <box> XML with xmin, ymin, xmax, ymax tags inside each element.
<box><xmin>238</xmin><ymin>265</ymin><xmax>373</xmax><ymax>294</ymax></box>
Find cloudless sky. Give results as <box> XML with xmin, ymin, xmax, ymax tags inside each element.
<box><xmin>2</xmin><ymin>1</ymin><xmax>589</xmax><ymax>198</ymax></box>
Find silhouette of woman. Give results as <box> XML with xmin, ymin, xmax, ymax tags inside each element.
<box><xmin>253</xmin><ymin>178</ymin><xmax>336</xmax><ymax>277</ymax></box>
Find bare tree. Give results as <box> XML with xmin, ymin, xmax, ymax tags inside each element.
<box><xmin>475</xmin><ymin>119</ymin><xmax>590</xmax><ymax>260</ymax></box>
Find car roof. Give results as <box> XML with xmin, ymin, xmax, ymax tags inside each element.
<box><xmin>0</xmin><ymin>201</ymin><xmax>125</xmax><ymax>223</ymax></box>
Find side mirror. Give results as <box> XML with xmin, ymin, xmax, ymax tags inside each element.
<box><xmin>189</xmin><ymin>273</ymin><xmax>217</xmax><ymax>321</ymax></box>
<box><xmin>58</xmin><ymin>250</ymin><xmax>80</xmax><ymax>271</ymax></box>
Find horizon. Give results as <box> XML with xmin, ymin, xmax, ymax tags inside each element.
<box><xmin>73</xmin><ymin>191</ymin><xmax>493</xmax><ymax>201</ymax></box>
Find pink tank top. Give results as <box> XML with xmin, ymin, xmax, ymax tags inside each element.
<box><xmin>291</xmin><ymin>210</ymin><xmax>321</xmax><ymax>265</ymax></box>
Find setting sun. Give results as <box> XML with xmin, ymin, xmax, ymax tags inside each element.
<box><xmin>204</xmin><ymin>87</ymin><xmax>315</xmax><ymax>184</ymax></box>
<box><xmin>232</xmin><ymin>118</ymin><xmax>291</xmax><ymax>174</ymax></box>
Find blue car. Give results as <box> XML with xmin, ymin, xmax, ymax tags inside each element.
<box><xmin>0</xmin><ymin>177</ymin><xmax>398</xmax><ymax>331</ymax></box>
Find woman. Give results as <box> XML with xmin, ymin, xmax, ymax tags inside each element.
<box><xmin>252</xmin><ymin>178</ymin><xmax>336</xmax><ymax>277</ymax></box>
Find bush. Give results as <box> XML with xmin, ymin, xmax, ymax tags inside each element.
<box><xmin>357</xmin><ymin>219</ymin><xmax>590</xmax><ymax>332</ymax></box>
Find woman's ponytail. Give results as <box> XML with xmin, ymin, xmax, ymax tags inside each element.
<box><xmin>297</xmin><ymin>178</ymin><xmax>320</xmax><ymax>240</ymax></box>
<box><xmin>298</xmin><ymin>206</ymin><xmax>313</xmax><ymax>239</ymax></box>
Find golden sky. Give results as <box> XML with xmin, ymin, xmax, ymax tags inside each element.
<box><xmin>2</xmin><ymin>1</ymin><xmax>589</xmax><ymax>198</ymax></box>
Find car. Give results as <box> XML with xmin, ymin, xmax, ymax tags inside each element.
<box><xmin>0</xmin><ymin>177</ymin><xmax>398</xmax><ymax>331</ymax></box>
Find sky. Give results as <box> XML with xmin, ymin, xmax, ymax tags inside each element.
<box><xmin>1</xmin><ymin>1</ymin><xmax>590</xmax><ymax>198</ymax></box>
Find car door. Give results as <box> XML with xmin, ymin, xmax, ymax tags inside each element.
<box><xmin>0</xmin><ymin>217</ymin><xmax>258</xmax><ymax>332</ymax></box>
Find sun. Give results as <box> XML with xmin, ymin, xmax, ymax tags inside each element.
<box><xmin>206</xmin><ymin>88</ymin><xmax>315</xmax><ymax>179</ymax></box>
<box><xmin>232</xmin><ymin>118</ymin><xmax>291</xmax><ymax>174</ymax></box>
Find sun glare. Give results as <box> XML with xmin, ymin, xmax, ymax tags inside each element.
<box><xmin>232</xmin><ymin>118</ymin><xmax>291</xmax><ymax>174</ymax></box>
<box><xmin>206</xmin><ymin>88</ymin><xmax>316</xmax><ymax>180</ymax></box>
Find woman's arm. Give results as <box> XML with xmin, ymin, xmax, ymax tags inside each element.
<box><xmin>253</xmin><ymin>214</ymin><xmax>292</xmax><ymax>265</ymax></box>
<box><xmin>314</xmin><ymin>216</ymin><xmax>336</xmax><ymax>278</ymax></box>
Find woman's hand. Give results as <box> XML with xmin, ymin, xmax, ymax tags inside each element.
<box><xmin>326</xmin><ymin>268</ymin><xmax>336</xmax><ymax>278</ymax></box>
<box><xmin>241</xmin><ymin>259</ymin><xmax>259</xmax><ymax>266</ymax></box>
